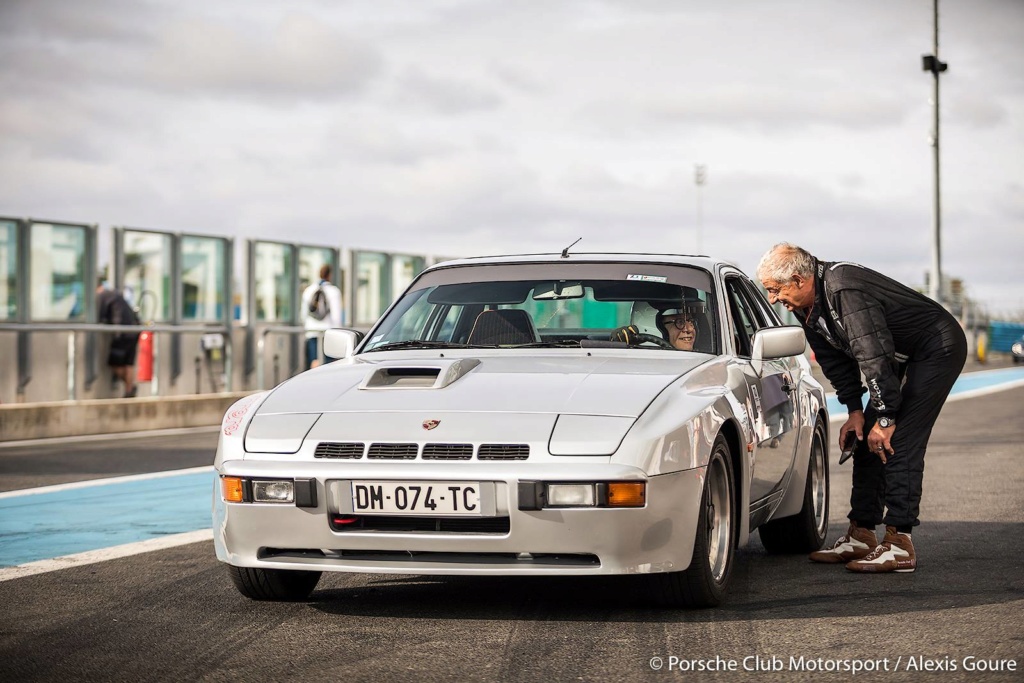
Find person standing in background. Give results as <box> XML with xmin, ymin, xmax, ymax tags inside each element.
<box><xmin>96</xmin><ymin>278</ymin><xmax>141</xmax><ymax>398</ymax></box>
<box><xmin>300</xmin><ymin>264</ymin><xmax>344</xmax><ymax>370</ymax></box>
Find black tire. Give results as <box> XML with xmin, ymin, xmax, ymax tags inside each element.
<box><xmin>228</xmin><ymin>565</ymin><xmax>322</xmax><ymax>601</ymax></box>
<box><xmin>759</xmin><ymin>419</ymin><xmax>829</xmax><ymax>553</ymax></box>
<box><xmin>650</xmin><ymin>434</ymin><xmax>735</xmax><ymax>608</ymax></box>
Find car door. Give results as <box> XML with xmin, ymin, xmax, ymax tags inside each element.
<box><xmin>723</xmin><ymin>274</ymin><xmax>799</xmax><ymax>504</ymax></box>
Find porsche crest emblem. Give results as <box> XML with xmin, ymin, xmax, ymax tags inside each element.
<box><xmin>422</xmin><ymin>419</ymin><xmax>441</xmax><ymax>430</ymax></box>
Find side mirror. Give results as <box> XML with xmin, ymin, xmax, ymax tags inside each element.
<box><xmin>751</xmin><ymin>326</ymin><xmax>806</xmax><ymax>376</ymax></box>
<box><xmin>323</xmin><ymin>329</ymin><xmax>359</xmax><ymax>360</ymax></box>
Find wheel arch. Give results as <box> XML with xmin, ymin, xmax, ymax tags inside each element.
<box><xmin>771</xmin><ymin>407</ymin><xmax>829</xmax><ymax>520</ymax></box>
<box><xmin>717</xmin><ymin>417</ymin><xmax>749</xmax><ymax>548</ymax></box>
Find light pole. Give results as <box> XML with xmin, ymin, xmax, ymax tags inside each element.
<box><xmin>922</xmin><ymin>0</ymin><xmax>947</xmax><ymax>303</ymax></box>
<box><xmin>694</xmin><ymin>164</ymin><xmax>707</xmax><ymax>254</ymax></box>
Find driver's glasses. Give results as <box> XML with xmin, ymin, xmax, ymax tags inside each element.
<box><xmin>661</xmin><ymin>316</ymin><xmax>696</xmax><ymax>331</ymax></box>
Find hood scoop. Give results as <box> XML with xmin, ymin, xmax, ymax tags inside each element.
<box><xmin>359</xmin><ymin>358</ymin><xmax>481</xmax><ymax>390</ymax></box>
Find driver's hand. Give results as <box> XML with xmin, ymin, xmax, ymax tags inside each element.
<box><xmin>611</xmin><ymin>325</ymin><xmax>641</xmax><ymax>345</ymax></box>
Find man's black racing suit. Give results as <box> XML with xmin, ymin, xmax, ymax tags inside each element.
<box><xmin>798</xmin><ymin>259</ymin><xmax>967</xmax><ymax>528</ymax></box>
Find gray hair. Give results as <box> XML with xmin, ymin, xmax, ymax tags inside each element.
<box><xmin>756</xmin><ymin>243</ymin><xmax>816</xmax><ymax>284</ymax></box>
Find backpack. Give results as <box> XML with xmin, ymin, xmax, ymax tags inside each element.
<box><xmin>308</xmin><ymin>285</ymin><xmax>330</xmax><ymax>321</ymax></box>
<box><xmin>111</xmin><ymin>293</ymin><xmax>141</xmax><ymax>327</ymax></box>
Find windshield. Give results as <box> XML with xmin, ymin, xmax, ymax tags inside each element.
<box><xmin>361</xmin><ymin>263</ymin><xmax>719</xmax><ymax>355</ymax></box>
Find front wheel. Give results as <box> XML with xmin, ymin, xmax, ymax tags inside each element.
<box><xmin>228</xmin><ymin>565</ymin><xmax>322</xmax><ymax>601</ymax></box>
<box><xmin>759</xmin><ymin>419</ymin><xmax>829</xmax><ymax>553</ymax></box>
<box><xmin>650</xmin><ymin>434</ymin><xmax>735</xmax><ymax>607</ymax></box>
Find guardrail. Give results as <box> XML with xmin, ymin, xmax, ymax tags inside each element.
<box><xmin>0</xmin><ymin>322</ymin><xmax>368</xmax><ymax>401</ymax></box>
<box><xmin>0</xmin><ymin>322</ymin><xmax>233</xmax><ymax>401</ymax></box>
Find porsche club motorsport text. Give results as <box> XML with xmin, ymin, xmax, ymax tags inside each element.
<box><xmin>648</xmin><ymin>655</ymin><xmax>1018</xmax><ymax>674</ymax></box>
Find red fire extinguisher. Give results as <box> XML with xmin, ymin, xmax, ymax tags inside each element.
<box><xmin>138</xmin><ymin>330</ymin><xmax>154</xmax><ymax>382</ymax></box>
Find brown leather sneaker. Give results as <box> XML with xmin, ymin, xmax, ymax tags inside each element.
<box><xmin>809</xmin><ymin>522</ymin><xmax>878</xmax><ymax>563</ymax></box>
<box><xmin>846</xmin><ymin>526</ymin><xmax>917</xmax><ymax>573</ymax></box>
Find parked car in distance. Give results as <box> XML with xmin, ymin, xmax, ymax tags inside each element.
<box><xmin>214</xmin><ymin>253</ymin><xmax>830</xmax><ymax>607</ymax></box>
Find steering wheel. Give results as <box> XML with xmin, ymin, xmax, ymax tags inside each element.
<box><xmin>634</xmin><ymin>333</ymin><xmax>674</xmax><ymax>349</ymax></box>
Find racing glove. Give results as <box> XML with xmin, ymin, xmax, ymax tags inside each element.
<box><xmin>611</xmin><ymin>325</ymin><xmax>641</xmax><ymax>345</ymax></box>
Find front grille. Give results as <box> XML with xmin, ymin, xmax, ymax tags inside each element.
<box><xmin>313</xmin><ymin>442</ymin><xmax>530</xmax><ymax>460</ymax></box>
<box><xmin>314</xmin><ymin>442</ymin><xmax>365</xmax><ymax>459</ymax></box>
<box><xmin>368</xmin><ymin>443</ymin><xmax>418</xmax><ymax>459</ymax></box>
<box><xmin>422</xmin><ymin>443</ymin><xmax>473</xmax><ymax>460</ymax></box>
<box><xmin>330</xmin><ymin>515</ymin><xmax>510</xmax><ymax>534</ymax></box>
<box><xmin>478</xmin><ymin>444</ymin><xmax>530</xmax><ymax>460</ymax></box>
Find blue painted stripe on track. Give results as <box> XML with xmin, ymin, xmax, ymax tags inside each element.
<box><xmin>2</xmin><ymin>367</ymin><xmax>1022</xmax><ymax>568</ymax></box>
<box><xmin>0</xmin><ymin>471</ymin><xmax>214</xmax><ymax>567</ymax></box>
<box><xmin>825</xmin><ymin>366</ymin><xmax>1024</xmax><ymax>417</ymax></box>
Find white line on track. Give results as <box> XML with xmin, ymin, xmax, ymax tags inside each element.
<box><xmin>0</xmin><ymin>424</ymin><xmax>220</xmax><ymax>449</ymax></box>
<box><xmin>0</xmin><ymin>529</ymin><xmax>214</xmax><ymax>583</ymax></box>
<box><xmin>0</xmin><ymin>465</ymin><xmax>214</xmax><ymax>499</ymax></box>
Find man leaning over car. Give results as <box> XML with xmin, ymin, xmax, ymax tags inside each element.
<box><xmin>757</xmin><ymin>243</ymin><xmax>967</xmax><ymax>574</ymax></box>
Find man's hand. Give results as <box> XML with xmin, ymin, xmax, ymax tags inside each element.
<box><xmin>867</xmin><ymin>422</ymin><xmax>896</xmax><ymax>463</ymax></box>
<box><xmin>839</xmin><ymin>410</ymin><xmax>865</xmax><ymax>452</ymax></box>
<box><xmin>610</xmin><ymin>325</ymin><xmax>641</xmax><ymax>345</ymax></box>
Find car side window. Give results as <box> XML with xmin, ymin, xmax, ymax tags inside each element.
<box><xmin>725</xmin><ymin>277</ymin><xmax>767</xmax><ymax>357</ymax></box>
<box><xmin>741</xmin><ymin>276</ymin><xmax>783</xmax><ymax>326</ymax></box>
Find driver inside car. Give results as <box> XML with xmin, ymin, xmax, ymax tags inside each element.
<box><xmin>611</xmin><ymin>304</ymin><xmax>701</xmax><ymax>351</ymax></box>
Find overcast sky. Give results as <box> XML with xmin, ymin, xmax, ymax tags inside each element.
<box><xmin>1</xmin><ymin>0</ymin><xmax>1021</xmax><ymax>313</ymax></box>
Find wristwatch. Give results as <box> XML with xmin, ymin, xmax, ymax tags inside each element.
<box><xmin>877</xmin><ymin>417</ymin><xmax>895</xmax><ymax>429</ymax></box>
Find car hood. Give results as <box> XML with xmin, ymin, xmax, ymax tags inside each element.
<box><xmin>255</xmin><ymin>353</ymin><xmax>710</xmax><ymax>418</ymax></box>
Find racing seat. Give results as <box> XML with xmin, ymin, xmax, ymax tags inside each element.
<box><xmin>467</xmin><ymin>309</ymin><xmax>541</xmax><ymax>346</ymax></box>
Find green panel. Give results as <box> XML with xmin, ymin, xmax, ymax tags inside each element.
<box><xmin>0</xmin><ymin>220</ymin><xmax>15</xmax><ymax>320</ymax></box>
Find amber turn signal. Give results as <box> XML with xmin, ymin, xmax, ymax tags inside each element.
<box><xmin>606</xmin><ymin>482</ymin><xmax>646</xmax><ymax>507</ymax></box>
<box><xmin>222</xmin><ymin>476</ymin><xmax>244</xmax><ymax>503</ymax></box>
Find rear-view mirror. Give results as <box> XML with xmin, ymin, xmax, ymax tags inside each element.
<box><xmin>533</xmin><ymin>281</ymin><xmax>585</xmax><ymax>300</ymax></box>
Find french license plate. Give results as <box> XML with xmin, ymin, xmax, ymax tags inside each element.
<box><xmin>351</xmin><ymin>481</ymin><xmax>482</xmax><ymax>516</ymax></box>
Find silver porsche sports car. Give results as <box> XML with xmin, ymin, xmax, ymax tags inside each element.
<box><xmin>214</xmin><ymin>253</ymin><xmax>830</xmax><ymax>607</ymax></box>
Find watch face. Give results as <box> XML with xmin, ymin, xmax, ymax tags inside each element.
<box><xmin>878</xmin><ymin>417</ymin><xmax>893</xmax><ymax>428</ymax></box>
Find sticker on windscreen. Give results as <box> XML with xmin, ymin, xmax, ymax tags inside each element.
<box><xmin>626</xmin><ymin>274</ymin><xmax>668</xmax><ymax>282</ymax></box>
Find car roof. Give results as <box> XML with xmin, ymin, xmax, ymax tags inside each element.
<box><xmin>425</xmin><ymin>252</ymin><xmax>731</xmax><ymax>272</ymax></box>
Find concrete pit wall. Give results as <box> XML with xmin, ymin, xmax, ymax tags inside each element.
<box><xmin>0</xmin><ymin>392</ymin><xmax>253</xmax><ymax>442</ymax></box>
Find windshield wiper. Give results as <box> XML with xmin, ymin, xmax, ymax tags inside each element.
<box><xmin>364</xmin><ymin>340</ymin><xmax>474</xmax><ymax>353</ymax></box>
<box><xmin>508</xmin><ymin>339</ymin><xmax>583</xmax><ymax>348</ymax></box>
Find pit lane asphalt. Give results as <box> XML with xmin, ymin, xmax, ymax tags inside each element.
<box><xmin>1</xmin><ymin>369</ymin><xmax>1022</xmax><ymax>681</ymax></box>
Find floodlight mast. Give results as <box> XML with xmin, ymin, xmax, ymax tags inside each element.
<box><xmin>922</xmin><ymin>0</ymin><xmax>948</xmax><ymax>303</ymax></box>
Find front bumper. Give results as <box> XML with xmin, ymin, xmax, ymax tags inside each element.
<box><xmin>213</xmin><ymin>462</ymin><xmax>706</xmax><ymax>576</ymax></box>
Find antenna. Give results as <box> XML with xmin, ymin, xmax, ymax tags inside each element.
<box><xmin>561</xmin><ymin>237</ymin><xmax>582</xmax><ymax>258</ymax></box>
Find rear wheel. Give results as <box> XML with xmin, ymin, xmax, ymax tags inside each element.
<box><xmin>651</xmin><ymin>434</ymin><xmax>735</xmax><ymax>607</ymax></box>
<box><xmin>228</xmin><ymin>565</ymin><xmax>322</xmax><ymax>601</ymax></box>
<box><xmin>759</xmin><ymin>419</ymin><xmax>829</xmax><ymax>553</ymax></box>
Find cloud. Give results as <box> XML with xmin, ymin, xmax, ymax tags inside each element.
<box><xmin>947</xmin><ymin>94</ymin><xmax>1009</xmax><ymax>129</ymax></box>
<box><xmin>0</xmin><ymin>8</ymin><xmax>383</xmax><ymax>102</ymax></box>
<box><xmin>143</xmin><ymin>15</ymin><xmax>382</xmax><ymax>100</ymax></box>
<box><xmin>393</xmin><ymin>67</ymin><xmax>504</xmax><ymax>114</ymax></box>
<box><xmin>590</xmin><ymin>86</ymin><xmax>912</xmax><ymax>134</ymax></box>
